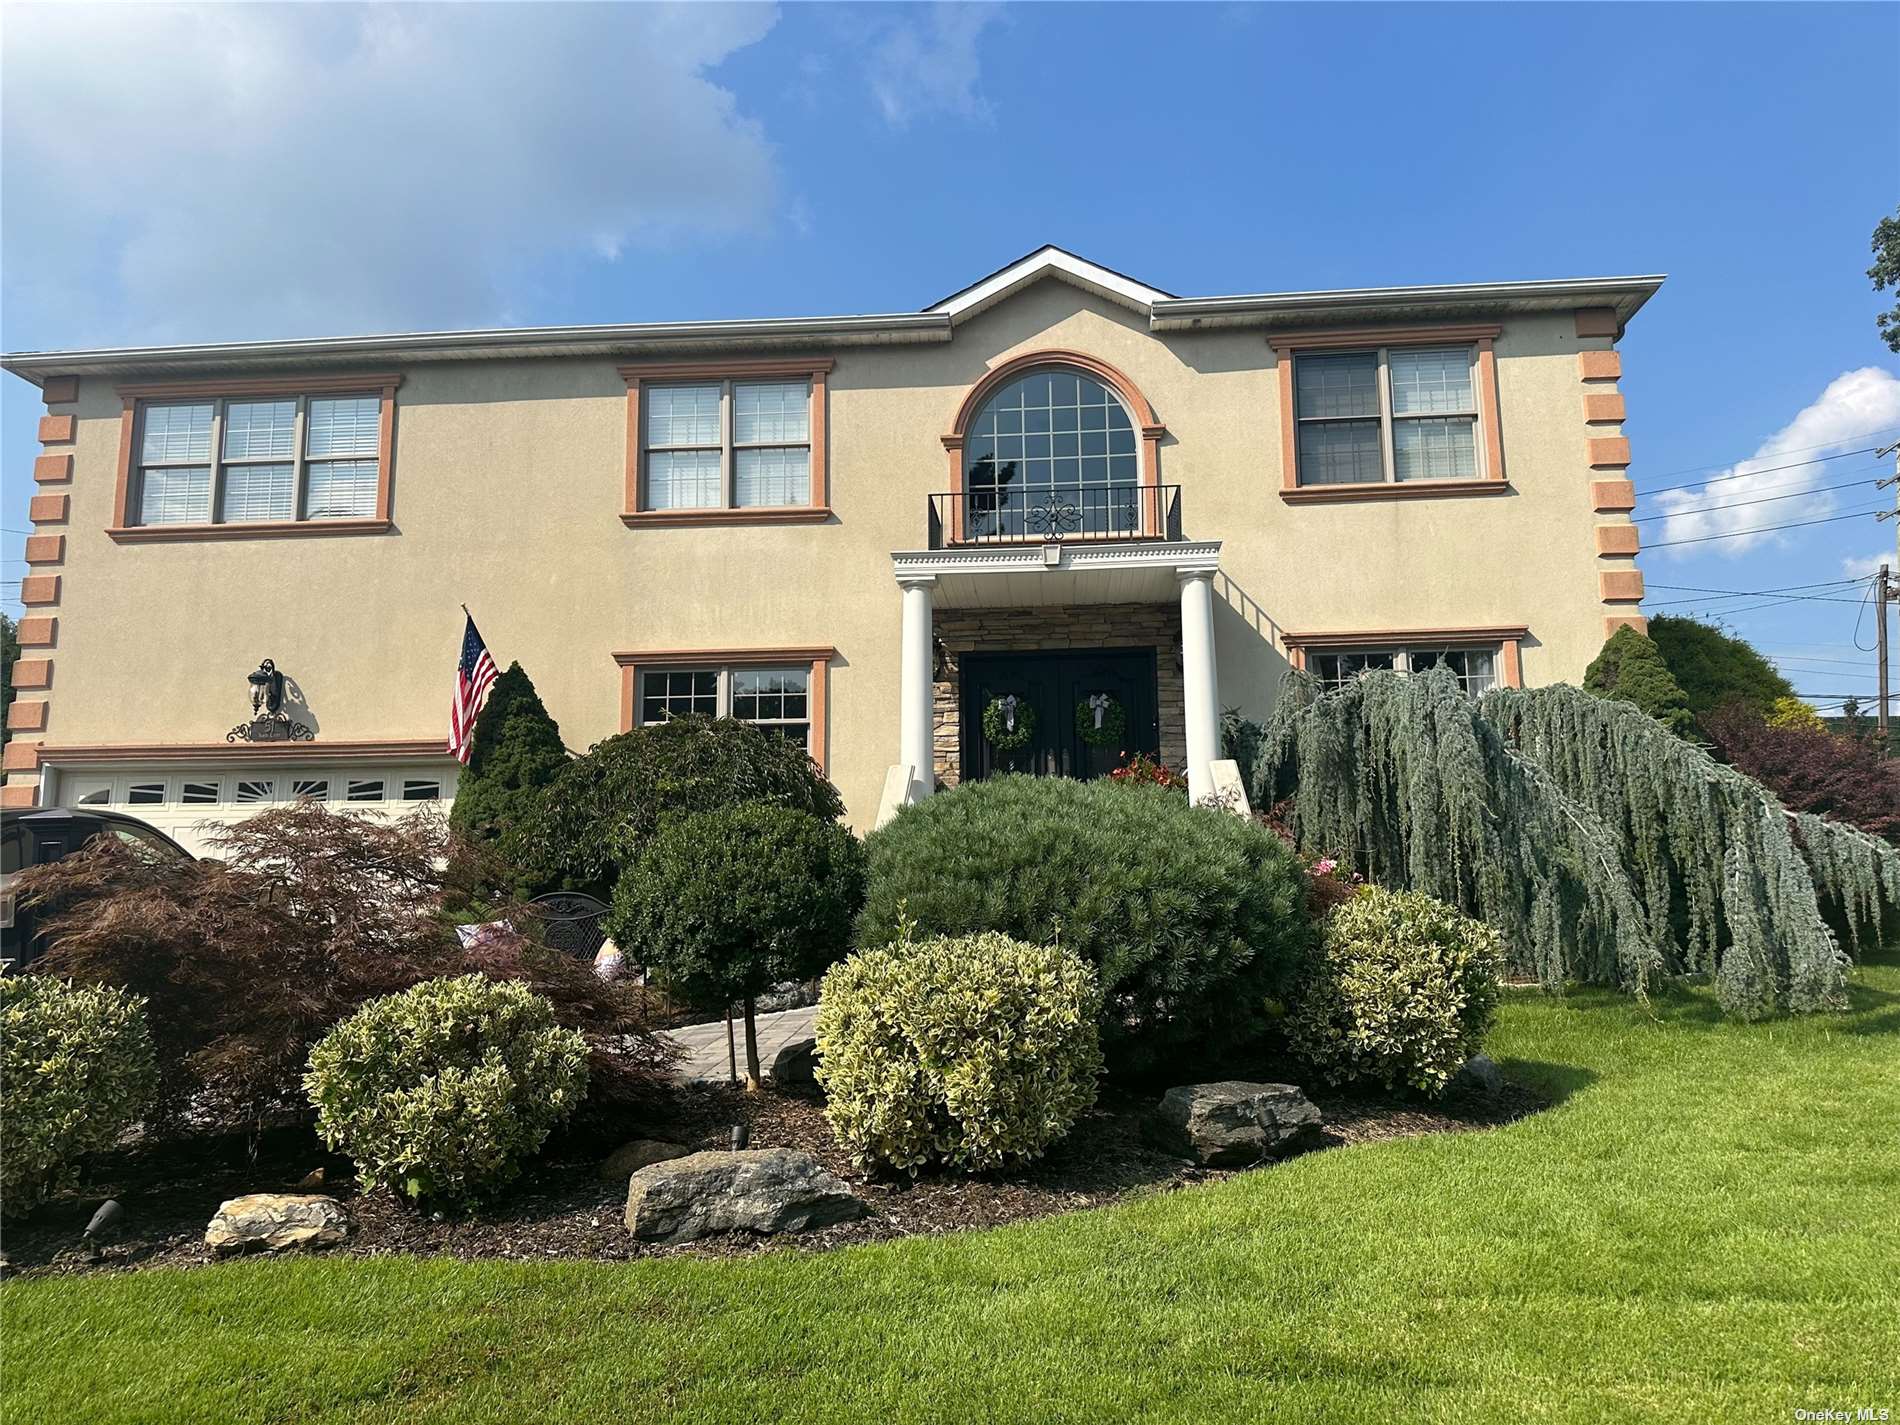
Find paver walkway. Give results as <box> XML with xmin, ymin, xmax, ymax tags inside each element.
<box><xmin>665</xmin><ymin>1004</ymin><xmax>818</xmax><ymax>1084</ymax></box>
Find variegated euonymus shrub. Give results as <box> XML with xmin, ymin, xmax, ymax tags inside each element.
<box><xmin>1</xmin><ymin>976</ymin><xmax>157</xmax><ymax>1215</ymax></box>
<box><xmin>305</xmin><ymin>975</ymin><xmax>588</xmax><ymax>1204</ymax></box>
<box><xmin>816</xmin><ymin>930</ymin><xmax>1103</xmax><ymax>1174</ymax></box>
<box><xmin>1290</xmin><ymin>886</ymin><xmax>1503</xmax><ymax>1096</ymax></box>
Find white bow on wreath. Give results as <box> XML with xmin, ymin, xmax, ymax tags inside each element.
<box><xmin>1086</xmin><ymin>692</ymin><xmax>1112</xmax><ymax>730</ymax></box>
<box><xmin>997</xmin><ymin>694</ymin><xmax>1020</xmax><ymax>733</ymax></box>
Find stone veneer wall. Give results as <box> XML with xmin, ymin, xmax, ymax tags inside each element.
<box><xmin>932</xmin><ymin>603</ymin><xmax>1186</xmax><ymax>787</ymax></box>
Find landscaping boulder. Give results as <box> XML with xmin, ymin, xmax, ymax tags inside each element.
<box><xmin>770</xmin><ymin>1036</ymin><xmax>819</xmax><ymax>1087</ymax></box>
<box><xmin>1152</xmin><ymin>1081</ymin><xmax>1322</xmax><ymax>1167</ymax></box>
<box><xmin>624</xmin><ymin>1148</ymin><xmax>862</xmax><ymax>1244</ymax></box>
<box><xmin>1452</xmin><ymin>1053</ymin><xmax>1504</xmax><ymax>1095</ymax></box>
<box><xmin>205</xmin><ymin>1194</ymin><xmax>349</xmax><ymax>1255</ymax></box>
<box><xmin>598</xmin><ymin>1138</ymin><xmax>692</xmax><ymax>1182</ymax></box>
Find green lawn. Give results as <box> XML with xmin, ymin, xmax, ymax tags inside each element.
<box><xmin>6</xmin><ymin>965</ymin><xmax>1899</xmax><ymax>1425</ymax></box>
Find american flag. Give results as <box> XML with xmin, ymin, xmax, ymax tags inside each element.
<box><xmin>448</xmin><ymin>612</ymin><xmax>499</xmax><ymax>765</ymax></box>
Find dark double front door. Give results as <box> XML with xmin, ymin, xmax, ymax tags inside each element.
<box><xmin>960</xmin><ymin>648</ymin><xmax>1160</xmax><ymax>782</ymax></box>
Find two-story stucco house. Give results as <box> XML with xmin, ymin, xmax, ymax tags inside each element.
<box><xmin>1</xmin><ymin>247</ymin><xmax>1661</xmax><ymax>851</ymax></box>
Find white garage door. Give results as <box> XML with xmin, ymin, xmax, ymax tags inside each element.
<box><xmin>49</xmin><ymin>764</ymin><xmax>459</xmax><ymax>858</ymax></box>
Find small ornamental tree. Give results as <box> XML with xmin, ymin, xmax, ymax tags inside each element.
<box><xmin>521</xmin><ymin>717</ymin><xmax>845</xmax><ymax>900</ymax></box>
<box><xmin>448</xmin><ymin>661</ymin><xmax>568</xmax><ymax>888</ymax></box>
<box><xmin>1646</xmin><ymin>615</ymin><xmax>1795</xmax><ymax>719</ymax></box>
<box><xmin>1585</xmin><ymin>625</ymin><xmax>1697</xmax><ymax>739</ymax></box>
<box><xmin>1704</xmin><ymin>704</ymin><xmax>1900</xmax><ymax>845</ymax></box>
<box><xmin>1764</xmin><ymin>696</ymin><xmax>1826</xmax><ymax>733</ymax></box>
<box><xmin>608</xmin><ymin>804</ymin><xmax>865</xmax><ymax>1089</ymax></box>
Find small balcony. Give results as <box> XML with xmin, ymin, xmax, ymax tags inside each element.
<box><xmin>928</xmin><ymin>483</ymin><xmax>1182</xmax><ymax>549</ymax></box>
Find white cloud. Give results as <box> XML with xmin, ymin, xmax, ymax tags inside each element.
<box><xmin>0</xmin><ymin>4</ymin><xmax>781</xmax><ymax>346</ymax></box>
<box><xmin>1652</xmin><ymin>367</ymin><xmax>1900</xmax><ymax>557</ymax></box>
<box><xmin>1843</xmin><ymin>548</ymin><xmax>1896</xmax><ymax>580</ymax></box>
<box><xmin>865</xmin><ymin>3</ymin><xmax>1004</xmax><ymax>128</ymax></box>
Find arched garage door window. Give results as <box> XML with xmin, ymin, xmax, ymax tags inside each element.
<box><xmin>963</xmin><ymin>367</ymin><xmax>1141</xmax><ymax>538</ymax></box>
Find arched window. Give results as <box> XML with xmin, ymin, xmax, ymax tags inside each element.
<box><xmin>962</xmin><ymin>367</ymin><xmax>1142</xmax><ymax>538</ymax></box>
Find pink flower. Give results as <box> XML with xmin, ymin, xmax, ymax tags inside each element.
<box><xmin>1313</xmin><ymin>857</ymin><xmax>1338</xmax><ymax>877</ymax></box>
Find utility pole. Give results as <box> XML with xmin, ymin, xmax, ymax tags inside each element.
<box><xmin>1878</xmin><ymin>444</ymin><xmax>1898</xmax><ymax>745</ymax></box>
<box><xmin>1880</xmin><ymin>562</ymin><xmax>1891</xmax><ymax>743</ymax></box>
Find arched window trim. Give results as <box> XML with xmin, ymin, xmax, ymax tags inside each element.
<box><xmin>941</xmin><ymin>350</ymin><xmax>1166</xmax><ymax>502</ymax></box>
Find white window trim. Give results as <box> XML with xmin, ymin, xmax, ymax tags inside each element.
<box><xmin>635</xmin><ymin>664</ymin><xmax>814</xmax><ymax>750</ymax></box>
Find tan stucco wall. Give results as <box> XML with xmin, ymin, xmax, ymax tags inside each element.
<box><xmin>14</xmin><ymin>278</ymin><xmax>1636</xmax><ymax>829</ymax></box>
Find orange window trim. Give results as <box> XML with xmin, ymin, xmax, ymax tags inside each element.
<box><xmin>1270</xmin><ymin>323</ymin><xmax>1506</xmax><ymax>495</ymax></box>
<box><xmin>619</xmin><ymin>359</ymin><xmax>834</xmax><ymax>524</ymax></box>
<box><xmin>110</xmin><ymin>374</ymin><xmax>402</xmax><ymax>540</ymax></box>
<box><xmin>942</xmin><ymin>349</ymin><xmax>1167</xmax><ymax>541</ymax></box>
<box><xmin>612</xmin><ymin>646</ymin><xmax>838</xmax><ymax>772</ymax></box>
<box><xmin>1282</xmin><ymin>624</ymin><xmax>1529</xmax><ymax>689</ymax></box>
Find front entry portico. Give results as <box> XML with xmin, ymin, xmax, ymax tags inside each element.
<box><xmin>885</xmin><ymin>540</ymin><xmax>1224</xmax><ymax>822</ymax></box>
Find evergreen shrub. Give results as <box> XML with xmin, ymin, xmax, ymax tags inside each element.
<box><xmin>1</xmin><ymin>976</ymin><xmax>157</xmax><ymax>1215</ymax></box>
<box><xmin>857</xmin><ymin>776</ymin><xmax>1313</xmax><ymax>1069</ymax></box>
<box><xmin>1289</xmin><ymin>886</ymin><xmax>1503</xmax><ymax>1095</ymax></box>
<box><xmin>305</xmin><ymin>975</ymin><xmax>588</xmax><ymax>1204</ymax></box>
<box><xmin>608</xmin><ymin>804</ymin><xmax>865</xmax><ymax>1086</ymax></box>
<box><xmin>816</xmin><ymin>930</ymin><xmax>1102</xmax><ymax>1173</ymax></box>
<box><xmin>1585</xmin><ymin>625</ymin><xmax>1697</xmax><ymax>738</ymax></box>
<box><xmin>520</xmin><ymin>717</ymin><xmax>844</xmax><ymax>899</ymax></box>
<box><xmin>448</xmin><ymin>662</ymin><xmax>568</xmax><ymax>888</ymax></box>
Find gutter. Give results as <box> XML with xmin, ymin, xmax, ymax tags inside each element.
<box><xmin>1150</xmin><ymin>275</ymin><xmax>1667</xmax><ymax>331</ymax></box>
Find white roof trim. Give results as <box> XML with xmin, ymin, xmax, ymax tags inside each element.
<box><xmin>926</xmin><ymin>246</ymin><xmax>1174</xmax><ymax>324</ymax></box>
<box><xmin>891</xmin><ymin>540</ymin><xmax>1222</xmax><ymax>581</ymax></box>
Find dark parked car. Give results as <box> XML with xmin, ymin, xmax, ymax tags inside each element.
<box><xmin>1</xmin><ymin>807</ymin><xmax>193</xmax><ymax>968</ymax></box>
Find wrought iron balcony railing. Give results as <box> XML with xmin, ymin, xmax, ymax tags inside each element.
<box><xmin>928</xmin><ymin>483</ymin><xmax>1182</xmax><ymax>549</ymax></box>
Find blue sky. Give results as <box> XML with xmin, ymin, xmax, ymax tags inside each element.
<box><xmin>4</xmin><ymin>2</ymin><xmax>1896</xmax><ymax>707</ymax></box>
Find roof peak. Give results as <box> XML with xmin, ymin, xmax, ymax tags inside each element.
<box><xmin>926</xmin><ymin>245</ymin><xmax>1176</xmax><ymax>322</ymax></box>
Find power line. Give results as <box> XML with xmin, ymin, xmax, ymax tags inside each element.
<box><xmin>1636</xmin><ymin>425</ymin><xmax>1900</xmax><ymax>485</ymax></box>
<box><xmin>1631</xmin><ymin>474</ymin><xmax>1881</xmax><ymax>522</ymax></box>
<box><xmin>1648</xmin><ymin>579</ymin><xmax>1864</xmax><ymax>596</ymax></box>
<box><xmin>1643</xmin><ymin>506</ymin><xmax>1889</xmax><ymax>549</ymax></box>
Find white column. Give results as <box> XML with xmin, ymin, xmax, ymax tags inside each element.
<box><xmin>898</xmin><ymin>575</ymin><xmax>937</xmax><ymax>799</ymax></box>
<box><xmin>1178</xmin><ymin>568</ymin><xmax>1221</xmax><ymax>805</ymax></box>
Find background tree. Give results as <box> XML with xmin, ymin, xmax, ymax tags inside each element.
<box><xmin>1871</xmin><ymin>204</ymin><xmax>1900</xmax><ymax>354</ymax></box>
<box><xmin>608</xmin><ymin>803</ymin><xmax>864</xmax><ymax>1089</ymax></box>
<box><xmin>1584</xmin><ymin>624</ymin><xmax>1698</xmax><ymax>738</ymax></box>
<box><xmin>1703</xmin><ymin>704</ymin><xmax>1900</xmax><ymax>844</ymax></box>
<box><xmin>447</xmin><ymin>661</ymin><xmax>568</xmax><ymax>892</ymax></box>
<box><xmin>1646</xmin><ymin>615</ymin><xmax>1796</xmax><ymax>719</ymax></box>
<box><xmin>2</xmin><ymin>613</ymin><xmax>19</xmax><ymax>745</ymax></box>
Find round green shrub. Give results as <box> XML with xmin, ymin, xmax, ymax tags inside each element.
<box><xmin>607</xmin><ymin>803</ymin><xmax>864</xmax><ymax>1084</ymax></box>
<box><xmin>1</xmin><ymin>976</ymin><xmax>157</xmax><ymax>1216</ymax></box>
<box><xmin>857</xmin><ymin>775</ymin><xmax>1313</xmax><ymax>1070</ymax></box>
<box><xmin>305</xmin><ymin>975</ymin><xmax>589</xmax><ymax>1204</ymax></box>
<box><xmin>816</xmin><ymin>930</ymin><xmax>1103</xmax><ymax>1173</ymax></box>
<box><xmin>519</xmin><ymin>717</ymin><xmax>845</xmax><ymax>898</ymax></box>
<box><xmin>1289</xmin><ymin>886</ymin><xmax>1504</xmax><ymax>1095</ymax></box>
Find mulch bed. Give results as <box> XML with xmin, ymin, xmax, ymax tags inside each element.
<box><xmin>0</xmin><ymin>1066</ymin><xmax>1543</xmax><ymax>1281</ymax></box>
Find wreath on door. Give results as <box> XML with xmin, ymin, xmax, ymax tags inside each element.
<box><xmin>982</xmin><ymin>694</ymin><xmax>1037</xmax><ymax>751</ymax></box>
<box><xmin>1075</xmin><ymin>691</ymin><xmax>1127</xmax><ymax>748</ymax></box>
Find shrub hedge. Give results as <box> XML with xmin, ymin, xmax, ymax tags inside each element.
<box><xmin>856</xmin><ymin>776</ymin><xmax>1313</xmax><ymax>1069</ymax></box>
<box><xmin>1</xmin><ymin>976</ymin><xmax>157</xmax><ymax>1215</ymax></box>
<box><xmin>519</xmin><ymin>717</ymin><xmax>845</xmax><ymax>899</ymax></box>
<box><xmin>1289</xmin><ymin>886</ymin><xmax>1503</xmax><ymax>1095</ymax></box>
<box><xmin>305</xmin><ymin>975</ymin><xmax>589</xmax><ymax>1204</ymax></box>
<box><xmin>817</xmin><ymin>930</ymin><xmax>1102</xmax><ymax>1173</ymax></box>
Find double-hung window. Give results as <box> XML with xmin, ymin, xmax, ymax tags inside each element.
<box><xmin>1308</xmin><ymin>645</ymin><xmax>1500</xmax><ymax>696</ymax></box>
<box><xmin>622</xmin><ymin>361</ymin><xmax>832</xmax><ymax>520</ymax></box>
<box><xmin>117</xmin><ymin>376</ymin><xmax>398</xmax><ymax>535</ymax></box>
<box><xmin>1275</xmin><ymin>325</ymin><xmax>1502</xmax><ymax>494</ymax></box>
<box><xmin>643</xmin><ymin>379</ymin><xmax>812</xmax><ymax>511</ymax></box>
<box><xmin>1294</xmin><ymin>345</ymin><xmax>1480</xmax><ymax>486</ymax></box>
<box><xmin>637</xmin><ymin>664</ymin><xmax>812</xmax><ymax>750</ymax></box>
